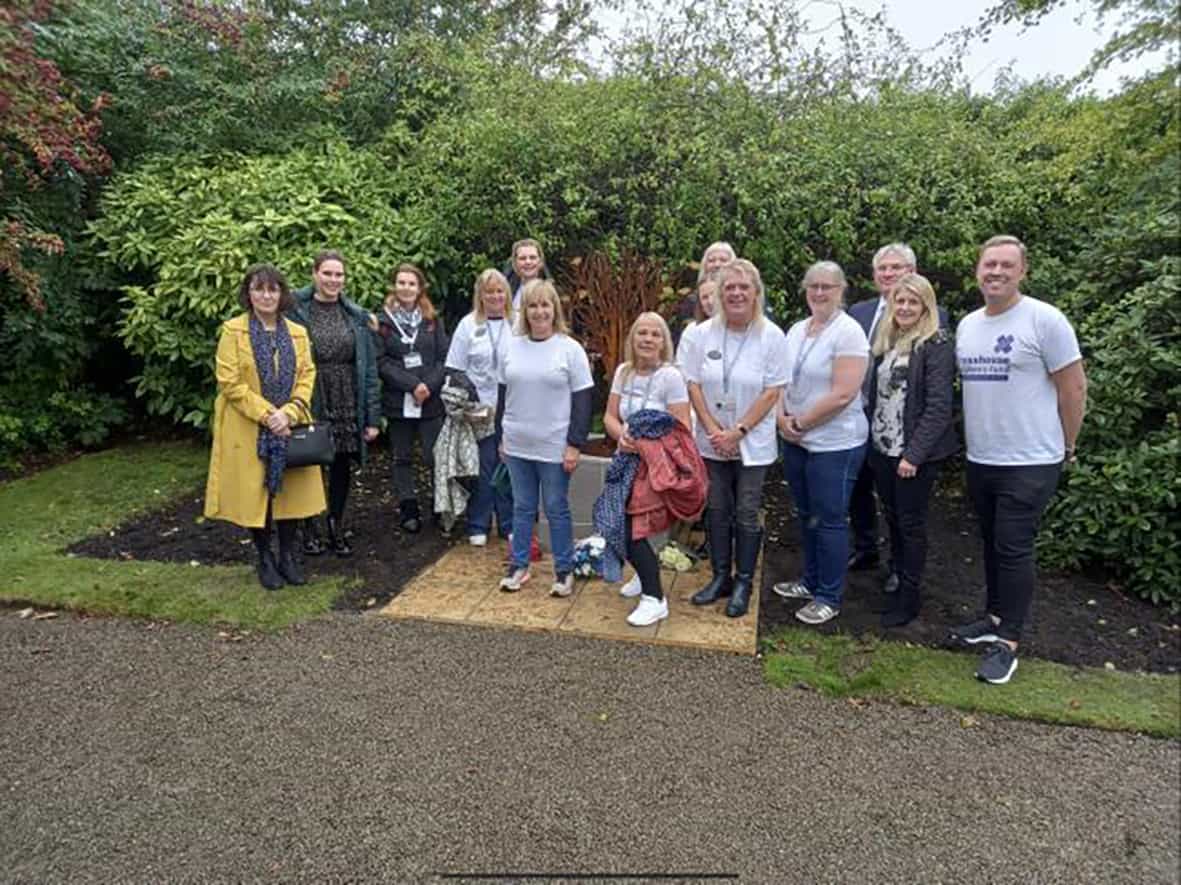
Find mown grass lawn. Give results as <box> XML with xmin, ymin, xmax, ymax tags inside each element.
<box><xmin>0</xmin><ymin>440</ymin><xmax>343</xmax><ymax>630</ymax></box>
<box><xmin>762</xmin><ymin>628</ymin><xmax>1180</xmax><ymax>738</ymax></box>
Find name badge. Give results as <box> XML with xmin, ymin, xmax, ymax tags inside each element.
<box><xmin>715</xmin><ymin>394</ymin><xmax>737</xmax><ymax>413</ymax></box>
<box><xmin>403</xmin><ymin>352</ymin><xmax>423</xmax><ymax>369</ymax></box>
<box><xmin>707</xmin><ymin>350</ymin><xmax>722</xmax><ymax>360</ymax></box>
<box><xmin>474</xmin><ymin>327</ymin><xmax>487</xmax><ymax>337</ymax></box>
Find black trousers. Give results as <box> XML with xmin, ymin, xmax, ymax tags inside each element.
<box><xmin>965</xmin><ymin>461</ymin><xmax>1062</xmax><ymax>642</ymax></box>
<box><xmin>849</xmin><ymin>456</ymin><xmax>879</xmax><ymax>556</ymax></box>
<box><xmin>388</xmin><ymin>416</ymin><xmax>443</xmax><ymax>503</ymax></box>
<box><xmin>868</xmin><ymin>449</ymin><xmax>941</xmax><ymax>591</ymax></box>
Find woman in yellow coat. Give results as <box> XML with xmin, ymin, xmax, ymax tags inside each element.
<box><xmin>205</xmin><ymin>264</ymin><xmax>327</xmax><ymax>590</ymax></box>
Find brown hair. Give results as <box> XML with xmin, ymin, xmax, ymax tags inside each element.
<box><xmin>238</xmin><ymin>263</ymin><xmax>293</xmax><ymax>313</ymax></box>
<box><xmin>312</xmin><ymin>249</ymin><xmax>346</xmax><ymax>272</ymax></box>
<box><xmin>384</xmin><ymin>262</ymin><xmax>437</xmax><ymax>321</ymax></box>
<box><xmin>978</xmin><ymin>235</ymin><xmax>1027</xmax><ymax>265</ymax></box>
<box><xmin>694</xmin><ymin>273</ymin><xmax>720</xmax><ymax>323</ymax></box>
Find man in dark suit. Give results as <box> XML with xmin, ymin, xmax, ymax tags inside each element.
<box><xmin>847</xmin><ymin>243</ymin><xmax>921</xmax><ymax>586</ymax></box>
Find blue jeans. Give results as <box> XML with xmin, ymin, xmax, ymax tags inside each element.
<box><xmin>467</xmin><ymin>433</ymin><xmax>513</xmax><ymax>538</ymax></box>
<box><xmin>780</xmin><ymin>441</ymin><xmax>867</xmax><ymax>608</ymax></box>
<box><xmin>506</xmin><ymin>456</ymin><xmax>574</xmax><ymax>574</ymax></box>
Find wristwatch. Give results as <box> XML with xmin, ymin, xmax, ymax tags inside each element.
<box><xmin>736</xmin><ymin>423</ymin><xmax>749</xmax><ymax>436</ymax></box>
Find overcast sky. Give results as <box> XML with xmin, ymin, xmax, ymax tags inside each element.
<box><xmin>805</xmin><ymin>0</ymin><xmax>1159</xmax><ymax>94</ymax></box>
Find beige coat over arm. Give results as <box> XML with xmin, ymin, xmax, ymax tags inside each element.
<box><xmin>204</xmin><ymin>313</ymin><xmax>327</xmax><ymax>528</ymax></box>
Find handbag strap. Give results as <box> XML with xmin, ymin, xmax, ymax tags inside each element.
<box><xmin>290</xmin><ymin>396</ymin><xmax>314</xmax><ymax>424</ymax></box>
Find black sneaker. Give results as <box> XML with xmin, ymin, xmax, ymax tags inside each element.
<box><xmin>976</xmin><ymin>642</ymin><xmax>1019</xmax><ymax>685</ymax></box>
<box><xmin>950</xmin><ymin>615</ymin><xmax>1000</xmax><ymax>646</ymax></box>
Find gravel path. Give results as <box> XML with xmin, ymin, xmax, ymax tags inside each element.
<box><xmin>2</xmin><ymin>612</ymin><xmax>1177</xmax><ymax>884</ymax></box>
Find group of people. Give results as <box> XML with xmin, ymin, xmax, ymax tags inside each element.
<box><xmin>205</xmin><ymin>234</ymin><xmax>1086</xmax><ymax>685</ymax></box>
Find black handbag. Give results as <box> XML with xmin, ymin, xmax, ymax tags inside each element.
<box><xmin>285</xmin><ymin>398</ymin><xmax>336</xmax><ymax>469</ymax></box>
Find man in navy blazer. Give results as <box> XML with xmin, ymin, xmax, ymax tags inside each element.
<box><xmin>847</xmin><ymin>243</ymin><xmax>947</xmax><ymax>585</ymax></box>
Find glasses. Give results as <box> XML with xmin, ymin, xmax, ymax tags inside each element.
<box><xmin>805</xmin><ymin>282</ymin><xmax>840</xmax><ymax>293</ymax></box>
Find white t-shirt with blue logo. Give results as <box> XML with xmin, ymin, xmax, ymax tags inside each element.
<box><xmin>956</xmin><ymin>295</ymin><xmax>1081</xmax><ymax>466</ymax></box>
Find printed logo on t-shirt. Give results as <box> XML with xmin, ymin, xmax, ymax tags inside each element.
<box><xmin>959</xmin><ymin>333</ymin><xmax>1014</xmax><ymax>383</ymax></box>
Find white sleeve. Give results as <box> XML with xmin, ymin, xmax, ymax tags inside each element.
<box><xmin>609</xmin><ymin>364</ymin><xmax>626</xmax><ymax>397</ymax></box>
<box><xmin>1039</xmin><ymin>306</ymin><xmax>1082</xmax><ymax>373</ymax></box>
<box><xmin>568</xmin><ymin>339</ymin><xmax>595</xmax><ymax>392</ymax></box>
<box><xmin>663</xmin><ymin>366</ymin><xmax>689</xmax><ymax>404</ymax></box>
<box><xmin>762</xmin><ymin>327</ymin><xmax>790</xmax><ymax>388</ymax></box>
<box><xmin>445</xmin><ymin>316</ymin><xmax>472</xmax><ymax>371</ymax></box>
<box><xmin>682</xmin><ymin>326</ymin><xmax>707</xmax><ymax>384</ymax></box>
<box><xmin>833</xmin><ymin>319</ymin><xmax>869</xmax><ymax>358</ymax></box>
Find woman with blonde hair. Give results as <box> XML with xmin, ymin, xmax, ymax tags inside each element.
<box><xmin>685</xmin><ymin>259</ymin><xmax>788</xmax><ymax>618</ymax></box>
<box><xmin>602</xmin><ymin>312</ymin><xmax>693</xmax><ymax>625</ymax></box>
<box><xmin>496</xmin><ymin>280</ymin><xmax>594</xmax><ymax>597</ymax></box>
<box><xmin>445</xmin><ymin>268</ymin><xmax>515</xmax><ymax>545</ymax></box>
<box><xmin>377</xmin><ymin>262</ymin><xmax>450</xmax><ymax>533</ymax></box>
<box><xmin>866</xmin><ymin>273</ymin><xmax>958</xmax><ymax>626</ymax></box>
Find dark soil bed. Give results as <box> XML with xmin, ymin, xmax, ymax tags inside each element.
<box><xmin>68</xmin><ymin>448</ymin><xmax>452</xmax><ymax>612</ymax></box>
<box><xmin>759</xmin><ymin>472</ymin><xmax>1180</xmax><ymax>674</ymax></box>
<box><xmin>67</xmin><ymin>448</ymin><xmax>1178</xmax><ymax>673</ymax></box>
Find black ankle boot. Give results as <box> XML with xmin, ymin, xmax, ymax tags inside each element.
<box><xmin>276</xmin><ymin>520</ymin><xmax>306</xmax><ymax>586</ymax></box>
<box><xmin>250</xmin><ymin>528</ymin><xmax>283</xmax><ymax>590</ymax></box>
<box><xmin>692</xmin><ymin>510</ymin><xmax>733</xmax><ymax>605</ymax></box>
<box><xmin>326</xmin><ymin>514</ymin><xmax>352</xmax><ymax>557</ymax></box>
<box><xmin>881</xmin><ymin>576</ymin><xmax>920</xmax><ymax>627</ymax></box>
<box><xmin>302</xmin><ymin>517</ymin><xmax>326</xmax><ymax>556</ymax></box>
<box><xmin>399</xmin><ymin>498</ymin><xmax>422</xmax><ymax>534</ymax></box>
<box><xmin>726</xmin><ymin>526</ymin><xmax>763</xmax><ymax>618</ymax></box>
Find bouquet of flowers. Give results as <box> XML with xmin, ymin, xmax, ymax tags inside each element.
<box><xmin>571</xmin><ymin>535</ymin><xmax>607</xmax><ymax>578</ymax></box>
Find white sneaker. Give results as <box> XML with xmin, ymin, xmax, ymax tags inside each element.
<box><xmin>619</xmin><ymin>574</ymin><xmax>642</xmax><ymax>598</ymax></box>
<box><xmin>469</xmin><ymin>533</ymin><xmax>488</xmax><ymax>547</ymax></box>
<box><xmin>499</xmin><ymin>566</ymin><xmax>530</xmax><ymax>592</ymax></box>
<box><xmin>627</xmin><ymin>594</ymin><xmax>669</xmax><ymax>626</ymax></box>
<box><xmin>550</xmin><ymin>572</ymin><xmax>574</xmax><ymax>598</ymax></box>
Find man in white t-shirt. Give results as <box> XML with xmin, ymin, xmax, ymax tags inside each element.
<box><xmin>952</xmin><ymin>235</ymin><xmax>1087</xmax><ymax>685</ymax></box>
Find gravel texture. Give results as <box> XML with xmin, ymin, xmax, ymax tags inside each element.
<box><xmin>2</xmin><ymin>612</ymin><xmax>1178</xmax><ymax>884</ymax></box>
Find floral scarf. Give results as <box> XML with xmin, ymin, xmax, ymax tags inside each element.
<box><xmin>249</xmin><ymin>314</ymin><xmax>297</xmax><ymax>497</ymax></box>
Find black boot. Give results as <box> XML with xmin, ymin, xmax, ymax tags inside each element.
<box><xmin>302</xmin><ymin>517</ymin><xmax>326</xmax><ymax>557</ymax></box>
<box><xmin>726</xmin><ymin>526</ymin><xmax>763</xmax><ymax>618</ymax></box>
<box><xmin>275</xmin><ymin>519</ymin><xmax>306</xmax><ymax>586</ymax></box>
<box><xmin>250</xmin><ymin>528</ymin><xmax>284</xmax><ymax>591</ymax></box>
<box><xmin>399</xmin><ymin>498</ymin><xmax>422</xmax><ymax>534</ymax></box>
<box><xmin>326</xmin><ymin>514</ymin><xmax>352</xmax><ymax>557</ymax></box>
<box><xmin>691</xmin><ymin>509</ymin><xmax>733</xmax><ymax>605</ymax></box>
<box><xmin>881</xmin><ymin>575</ymin><xmax>920</xmax><ymax>627</ymax></box>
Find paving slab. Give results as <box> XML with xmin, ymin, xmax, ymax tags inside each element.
<box><xmin>378</xmin><ymin>537</ymin><xmax>759</xmax><ymax>655</ymax></box>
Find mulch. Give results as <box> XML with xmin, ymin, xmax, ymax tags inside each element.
<box><xmin>66</xmin><ymin>448</ymin><xmax>1179</xmax><ymax>673</ymax></box>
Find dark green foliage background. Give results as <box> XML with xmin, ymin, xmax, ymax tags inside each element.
<box><xmin>3</xmin><ymin>0</ymin><xmax>1178</xmax><ymax>604</ymax></box>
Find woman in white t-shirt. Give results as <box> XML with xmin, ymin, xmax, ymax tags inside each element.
<box><xmin>604</xmin><ymin>312</ymin><xmax>692</xmax><ymax>627</ymax></box>
<box><xmin>772</xmin><ymin>261</ymin><xmax>869</xmax><ymax>626</ymax></box>
<box><xmin>497</xmin><ymin>280</ymin><xmax>594</xmax><ymax>598</ymax></box>
<box><xmin>445</xmin><ymin>269</ymin><xmax>514</xmax><ymax>547</ymax></box>
<box><xmin>685</xmin><ymin>259</ymin><xmax>788</xmax><ymax>618</ymax></box>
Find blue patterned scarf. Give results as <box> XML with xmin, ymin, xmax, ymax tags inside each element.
<box><xmin>249</xmin><ymin>314</ymin><xmax>297</xmax><ymax>497</ymax></box>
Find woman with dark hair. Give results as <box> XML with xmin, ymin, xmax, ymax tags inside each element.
<box><xmin>378</xmin><ymin>262</ymin><xmax>449</xmax><ymax>533</ymax></box>
<box><xmin>506</xmin><ymin>238</ymin><xmax>548</xmax><ymax>312</ymax></box>
<box><xmin>205</xmin><ymin>264</ymin><xmax>326</xmax><ymax>590</ymax></box>
<box><xmin>289</xmin><ymin>250</ymin><xmax>381</xmax><ymax>557</ymax></box>
<box><xmin>866</xmin><ymin>274</ymin><xmax>958</xmax><ymax>626</ymax></box>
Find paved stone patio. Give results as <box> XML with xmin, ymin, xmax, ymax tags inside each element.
<box><xmin>377</xmin><ymin>538</ymin><xmax>759</xmax><ymax>655</ymax></box>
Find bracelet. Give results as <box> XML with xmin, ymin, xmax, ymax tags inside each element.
<box><xmin>736</xmin><ymin>423</ymin><xmax>748</xmax><ymax>437</ymax></box>
<box><xmin>790</xmin><ymin>416</ymin><xmax>805</xmax><ymax>434</ymax></box>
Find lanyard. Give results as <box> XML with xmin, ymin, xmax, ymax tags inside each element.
<box><xmin>485</xmin><ymin>318</ymin><xmax>504</xmax><ymax>369</ymax></box>
<box><xmin>721</xmin><ymin>324</ymin><xmax>751</xmax><ymax>394</ymax></box>
<box><xmin>627</xmin><ymin>369</ymin><xmax>656</xmax><ymax>416</ymax></box>
<box><xmin>791</xmin><ymin>313</ymin><xmax>838</xmax><ymax>388</ymax></box>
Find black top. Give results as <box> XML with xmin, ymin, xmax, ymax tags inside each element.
<box><xmin>377</xmin><ymin>309</ymin><xmax>450</xmax><ymax>421</ymax></box>
<box><xmin>866</xmin><ymin>329</ymin><xmax>960</xmax><ymax>465</ymax></box>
